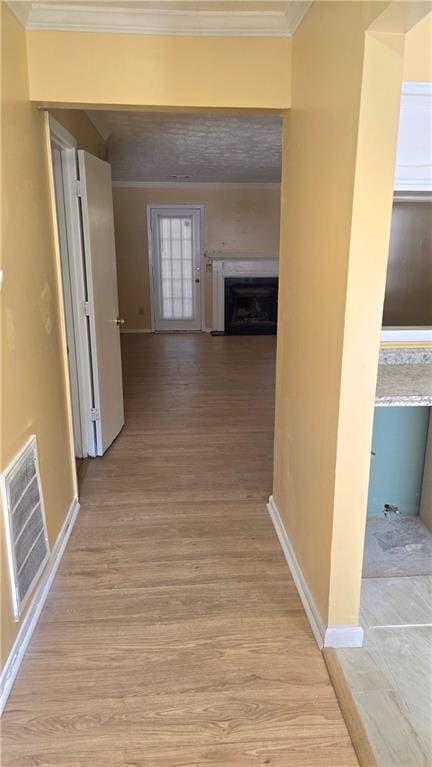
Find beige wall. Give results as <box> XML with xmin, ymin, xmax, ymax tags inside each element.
<box><xmin>1</xmin><ymin>6</ymin><xmax>75</xmax><ymax>666</ymax></box>
<box><xmin>26</xmin><ymin>31</ymin><xmax>291</xmax><ymax>110</ymax></box>
<box><xmin>0</xmin><ymin>9</ymin><xmax>105</xmax><ymax>669</ymax></box>
<box><xmin>2</xmin><ymin>0</ymin><xmax>430</xmax><ymax>674</ymax></box>
<box><xmin>112</xmin><ymin>186</ymin><xmax>281</xmax><ymax>330</ymax></box>
<box><xmin>274</xmin><ymin>1</ymin><xmax>408</xmax><ymax>630</ymax></box>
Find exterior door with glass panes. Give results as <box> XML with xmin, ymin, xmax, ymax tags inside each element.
<box><xmin>149</xmin><ymin>206</ymin><xmax>202</xmax><ymax>331</ymax></box>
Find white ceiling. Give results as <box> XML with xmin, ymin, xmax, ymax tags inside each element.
<box><xmin>87</xmin><ymin>110</ymin><xmax>282</xmax><ymax>183</ymax></box>
<box><xmin>9</xmin><ymin>0</ymin><xmax>312</xmax><ymax>36</ymax></box>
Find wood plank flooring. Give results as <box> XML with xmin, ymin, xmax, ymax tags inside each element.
<box><xmin>1</xmin><ymin>334</ymin><xmax>358</xmax><ymax>767</ymax></box>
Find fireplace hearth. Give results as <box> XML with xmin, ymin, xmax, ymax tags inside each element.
<box><xmin>224</xmin><ymin>277</ymin><xmax>278</xmax><ymax>335</ymax></box>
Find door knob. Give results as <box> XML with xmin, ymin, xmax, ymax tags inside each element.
<box><xmin>195</xmin><ymin>278</ymin><xmax>200</xmax><ymax>284</ymax></box>
<box><xmin>115</xmin><ymin>317</ymin><xmax>125</xmax><ymax>326</ymax></box>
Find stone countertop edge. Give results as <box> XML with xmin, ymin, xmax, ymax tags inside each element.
<box><xmin>375</xmin><ymin>359</ymin><xmax>432</xmax><ymax>407</ymax></box>
<box><xmin>375</xmin><ymin>395</ymin><xmax>432</xmax><ymax>407</ymax></box>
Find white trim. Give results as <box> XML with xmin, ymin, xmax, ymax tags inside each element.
<box><xmin>47</xmin><ymin>115</ymin><xmax>96</xmax><ymax>459</ymax></box>
<box><xmin>44</xmin><ymin>114</ymin><xmax>80</xmax><ymax>495</ymax></box>
<box><xmin>146</xmin><ymin>207</ymin><xmax>157</xmax><ymax>333</ymax></box>
<box><xmin>267</xmin><ymin>496</ymin><xmax>364</xmax><ymax>649</ymax></box>
<box><xmin>120</xmin><ymin>328</ymin><xmax>153</xmax><ymax>334</ymax></box>
<box><xmin>113</xmin><ymin>181</ymin><xmax>281</xmax><ymax>190</ymax></box>
<box><xmin>0</xmin><ymin>496</ymin><xmax>80</xmax><ymax>715</ymax></box>
<box><xmin>401</xmin><ymin>82</ymin><xmax>432</xmax><ymax>97</ymax></box>
<box><xmin>48</xmin><ymin>114</ymin><xmax>77</xmax><ymax>149</ymax></box>
<box><xmin>381</xmin><ymin>327</ymin><xmax>432</xmax><ymax>345</ymax></box>
<box><xmin>51</xmin><ymin>144</ymin><xmax>83</xmax><ymax>458</ymax></box>
<box><xmin>394</xmin><ymin>180</ymin><xmax>432</xmax><ymax>193</ymax></box>
<box><xmin>209</xmin><ymin>253</ymin><xmax>279</xmax><ymax>262</ymax></box>
<box><xmin>7</xmin><ymin>1</ymin><xmax>312</xmax><ymax>37</ymax></box>
<box><xmin>323</xmin><ymin>626</ymin><xmax>364</xmax><ymax>649</ymax></box>
<box><xmin>393</xmin><ymin>191</ymin><xmax>432</xmax><ymax>202</ymax></box>
<box><xmin>147</xmin><ymin>205</ymin><xmax>205</xmax><ymax>332</ymax></box>
<box><xmin>267</xmin><ymin>496</ymin><xmax>325</xmax><ymax>648</ymax></box>
<box><xmin>6</xmin><ymin>0</ymin><xmax>31</xmax><ymax>27</ymax></box>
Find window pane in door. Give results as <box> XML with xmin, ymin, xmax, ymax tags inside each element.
<box><xmin>158</xmin><ymin>216</ymin><xmax>194</xmax><ymax>319</ymax></box>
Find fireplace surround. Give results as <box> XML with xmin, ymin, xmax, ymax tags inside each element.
<box><xmin>208</xmin><ymin>253</ymin><xmax>279</xmax><ymax>333</ymax></box>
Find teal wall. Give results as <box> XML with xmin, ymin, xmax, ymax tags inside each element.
<box><xmin>367</xmin><ymin>407</ymin><xmax>430</xmax><ymax>517</ymax></box>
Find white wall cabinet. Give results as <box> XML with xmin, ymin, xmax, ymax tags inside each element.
<box><xmin>394</xmin><ymin>83</ymin><xmax>432</xmax><ymax>193</ymax></box>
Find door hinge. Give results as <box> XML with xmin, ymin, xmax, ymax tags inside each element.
<box><xmin>84</xmin><ymin>301</ymin><xmax>91</xmax><ymax>317</ymax></box>
<box><xmin>72</xmin><ymin>179</ymin><xmax>84</xmax><ymax>197</ymax></box>
<box><xmin>90</xmin><ymin>407</ymin><xmax>100</xmax><ymax>422</ymax></box>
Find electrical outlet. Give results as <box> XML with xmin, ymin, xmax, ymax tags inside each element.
<box><xmin>383</xmin><ymin>504</ymin><xmax>400</xmax><ymax>517</ymax></box>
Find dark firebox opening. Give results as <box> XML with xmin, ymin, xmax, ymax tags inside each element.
<box><xmin>224</xmin><ymin>277</ymin><xmax>278</xmax><ymax>335</ymax></box>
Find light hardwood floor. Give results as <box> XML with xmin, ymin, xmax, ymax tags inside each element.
<box><xmin>1</xmin><ymin>334</ymin><xmax>358</xmax><ymax>767</ymax></box>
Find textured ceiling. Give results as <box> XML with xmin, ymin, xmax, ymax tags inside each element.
<box><xmin>87</xmin><ymin>111</ymin><xmax>282</xmax><ymax>183</ymax></box>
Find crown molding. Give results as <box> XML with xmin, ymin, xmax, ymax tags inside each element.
<box><xmin>7</xmin><ymin>1</ymin><xmax>32</xmax><ymax>26</ymax></box>
<box><xmin>7</xmin><ymin>1</ymin><xmax>312</xmax><ymax>37</ymax></box>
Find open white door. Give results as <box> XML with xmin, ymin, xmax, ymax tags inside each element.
<box><xmin>78</xmin><ymin>150</ymin><xmax>124</xmax><ymax>455</ymax></box>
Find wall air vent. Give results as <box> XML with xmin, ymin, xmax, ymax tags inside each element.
<box><xmin>1</xmin><ymin>436</ymin><xmax>49</xmax><ymax>621</ymax></box>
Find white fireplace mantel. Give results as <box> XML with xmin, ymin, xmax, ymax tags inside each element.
<box><xmin>209</xmin><ymin>253</ymin><xmax>279</xmax><ymax>332</ymax></box>
<box><xmin>205</xmin><ymin>250</ymin><xmax>279</xmax><ymax>261</ymax></box>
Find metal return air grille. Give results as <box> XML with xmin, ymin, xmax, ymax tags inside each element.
<box><xmin>1</xmin><ymin>436</ymin><xmax>49</xmax><ymax>620</ymax></box>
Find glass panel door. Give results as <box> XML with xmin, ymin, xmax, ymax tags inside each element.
<box><xmin>159</xmin><ymin>216</ymin><xmax>193</xmax><ymax>320</ymax></box>
<box><xmin>150</xmin><ymin>207</ymin><xmax>202</xmax><ymax>331</ymax></box>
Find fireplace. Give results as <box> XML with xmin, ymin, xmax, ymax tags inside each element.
<box><xmin>224</xmin><ymin>277</ymin><xmax>278</xmax><ymax>335</ymax></box>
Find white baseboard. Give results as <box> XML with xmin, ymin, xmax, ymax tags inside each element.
<box><xmin>267</xmin><ymin>495</ymin><xmax>363</xmax><ymax>650</ymax></box>
<box><xmin>0</xmin><ymin>496</ymin><xmax>80</xmax><ymax>715</ymax></box>
<box><xmin>121</xmin><ymin>327</ymin><xmax>214</xmax><ymax>334</ymax></box>
<box><xmin>267</xmin><ymin>495</ymin><xmax>326</xmax><ymax>647</ymax></box>
<box><xmin>324</xmin><ymin>625</ymin><xmax>364</xmax><ymax>648</ymax></box>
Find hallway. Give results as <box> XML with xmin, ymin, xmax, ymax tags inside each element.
<box><xmin>2</xmin><ymin>334</ymin><xmax>358</xmax><ymax>766</ymax></box>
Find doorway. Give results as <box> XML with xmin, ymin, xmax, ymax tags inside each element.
<box><xmin>148</xmin><ymin>205</ymin><xmax>203</xmax><ymax>332</ymax></box>
<box><xmin>48</xmin><ymin>115</ymin><xmax>125</xmax><ymax>459</ymax></box>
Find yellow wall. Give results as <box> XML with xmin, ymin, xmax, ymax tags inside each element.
<box><xmin>329</xmin><ymin>29</ymin><xmax>406</xmax><ymax>626</ymax></box>
<box><xmin>2</xmin><ymin>0</ymin><xmax>430</xmax><ymax>674</ymax></box>
<box><xmin>112</xmin><ymin>186</ymin><xmax>281</xmax><ymax>330</ymax></box>
<box><xmin>274</xmin><ymin>1</ymin><xmax>406</xmax><ymax>629</ymax></box>
<box><xmin>1</xmin><ymin>5</ymin><xmax>76</xmax><ymax>665</ymax></box>
<box><xmin>26</xmin><ymin>31</ymin><xmax>291</xmax><ymax>110</ymax></box>
<box><xmin>49</xmin><ymin>109</ymin><xmax>105</xmax><ymax>157</ymax></box>
<box><xmin>403</xmin><ymin>13</ymin><xmax>432</xmax><ymax>81</ymax></box>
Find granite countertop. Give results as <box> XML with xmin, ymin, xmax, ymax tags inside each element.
<box><xmin>376</xmin><ymin>348</ymin><xmax>432</xmax><ymax>407</ymax></box>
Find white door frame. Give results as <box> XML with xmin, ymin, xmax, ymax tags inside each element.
<box><xmin>147</xmin><ymin>205</ymin><xmax>205</xmax><ymax>332</ymax></box>
<box><xmin>48</xmin><ymin>115</ymin><xmax>96</xmax><ymax>458</ymax></box>
<box><xmin>51</xmin><ymin>144</ymin><xmax>83</xmax><ymax>456</ymax></box>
